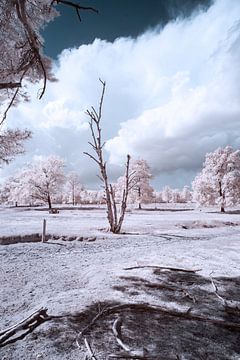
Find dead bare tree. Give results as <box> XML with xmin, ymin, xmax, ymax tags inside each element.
<box><xmin>84</xmin><ymin>80</ymin><xmax>131</xmax><ymax>234</ymax></box>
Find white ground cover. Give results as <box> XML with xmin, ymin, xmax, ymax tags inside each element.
<box><xmin>0</xmin><ymin>204</ymin><xmax>239</xmax><ymax>359</ymax></box>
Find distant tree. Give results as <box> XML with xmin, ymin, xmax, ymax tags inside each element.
<box><xmin>2</xmin><ymin>168</ymin><xmax>36</xmax><ymax>206</ymax></box>
<box><xmin>3</xmin><ymin>156</ymin><xmax>65</xmax><ymax>208</ymax></box>
<box><xmin>180</xmin><ymin>186</ymin><xmax>192</xmax><ymax>203</ymax></box>
<box><xmin>25</xmin><ymin>155</ymin><xmax>65</xmax><ymax>209</ymax></box>
<box><xmin>116</xmin><ymin>159</ymin><xmax>154</xmax><ymax>209</ymax></box>
<box><xmin>192</xmin><ymin>146</ymin><xmax>240</xmax><ymax>212</ymax></box>
<box><xmin>84</xmin><ymin>80</ymin><xmax>131</xmax><ymax>233</ymax></box>
<box><xmin>153</xmin><ymin>190</ymin><xmax>163</xmax><ymax>204</ymax></box>
<box><xmin>81</xmin><ymin>189</ymin><xmax>105</xmax><ymax>204</ymax></box>
<box><xmin>0</xmin><ymin>129</ymin><xmax>31</xmax><ymax>165</ymax></box>
<box><xmin>171</xmin><ymin>189</ymin><xmax>181</xmax><ymax>203</ymax></box>
<box><xmin>161</xmin><ymin>185</ymin><xmax>172</xmax><ymax>203</ymax></box>
<box><xmin>65</xmin><ymin>171</ymin><xmax>83</xmax><ymax>205</ymax></box>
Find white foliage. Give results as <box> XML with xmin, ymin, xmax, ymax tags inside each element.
<box><xmin>0</xmin><ymin>0</ymin><xmax>58</xmax><ymax>112</ymax></box>
<box><xmin>0</xmin><ymin>128</ymin><xmax>31</xmax><ymax>165</ymax></box>
<box><xmin>116</xmin><ymin>159</ymin><xmax>154</xmax><ymax>208</ymax></box>
<box><xmin>161</xmin><ymin>186</ymin><xmax>172</xmax><ymax>203</ymax></box>
<box><xmin>64</xmin><ymin>171</ymin><xmax>84</xmax><ymax>205</ymax></box>
<box><xmin>192</xmin><ymin>146</ymin><xmax>240</xmax><ymax>211</ymax></box>
<box><xmin>4</xmin><ymin>155</ymin><xmax>65</xmax><ymax>208</ymax></box>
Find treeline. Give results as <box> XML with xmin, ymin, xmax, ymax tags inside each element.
<box><xmin>1</xmin><ymin>145</ymin><xmax>240</xmax><ymax>212</ymax></box>
<box><xmin>0</xmin><ymin>156</ymin><xmax>191</xmax><ymax>209</ymax></box>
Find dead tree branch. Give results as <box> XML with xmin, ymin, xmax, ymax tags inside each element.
<box><xmin>111</xmin><ymin>316</ymin><xmax>150</xmax><ymax>359</ymax></box>
<box><xmin>84</xmin><ymin>81</ymin><xmax>131</xmax><ymax>233</ymax></box>
<box><xmin>210</xmin><ymin>278</ymin><xmax>228</xmax><ymax>307</ymax></box>
<box><xmin>52</xmin><ymin>0</ymin><xmax>98</xmax><ymax>22</ymax></box>
<box><xmin>0</xmin><ymin>307</ymin><xmax>51</xmax><ymax>347</ymax></box>
<box><xmin>112</xmin><ymin>317</ymin><xmax>131</xmax><ymax>353</ymax></box>
<box><xmin>84</xmin><ymin>337</ymin><xmax>99</xmax><ymax>360</ymax></box>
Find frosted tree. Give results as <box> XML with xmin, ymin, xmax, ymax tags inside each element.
<box><xmin>2</xmin><ymin>168</ymin><xmax>35</xmax><ymax>206</ymax></box>
<box><xmin>180</xmin><ymin>186</ymin><xmax>192</xmax><ymax>203</ymax></box>
<box><xmin>153</xmin><ymin>191</ymin><xmax>163</xmax><ymax>204</ymax></box>
<box><xmin>127</xmin><ymin>159</ymin><xmax>154</xmax><ymax>209</ymax></box>
<box><xmin>162</xmin><ymin>186</ymin><xmax>173</xmax><ymax>203</ymax></box>
<box><xmin>65</xmin><ymin>171</ymin><xmax>83</xmax><ymax>205</ymax></box>
<box><xmin>192</xmin><ymin>146</ymin><xmax>240</xmax><ymax>212</ymax></box>
<box><xmin>25</xmin><ymin>155</ymin><xmax>65</xmax><ymax>209</ymax></box>
<box><xmin>171</xmin><ymin>189</ymin><xmax>181</xmax><ymax>203</ymax></box>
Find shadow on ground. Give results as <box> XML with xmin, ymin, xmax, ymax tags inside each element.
<box><xmin>2</xmin><ymin>270</ymin><xmax>240</xmax><ymax>360</ymax></box>
<box><xmin>46</xmin><ymin>270</ymin><xmax>240</xmax><ymax>359</ymax></box>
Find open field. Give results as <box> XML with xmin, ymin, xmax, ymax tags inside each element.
<box><xmin>0</xmin><ymin>205</ymin><xmax>240</xmax><ymax>359</ymax></box>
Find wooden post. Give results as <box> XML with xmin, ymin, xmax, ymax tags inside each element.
<box><xmin>42</xmin><ymin>219</ymin><xmax>46</xmax><ymax>243</ymax></box>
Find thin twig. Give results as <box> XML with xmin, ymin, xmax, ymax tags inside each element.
<box><xmin>84</xmin><ymin>337</ymin><xmax>99</xmax><ymax>360</ymax></box>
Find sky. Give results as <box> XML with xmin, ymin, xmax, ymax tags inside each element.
<box><xmin>1</xmin><ymin>0</ymin><xmax>240</xmax><ymax>190</ymax></box>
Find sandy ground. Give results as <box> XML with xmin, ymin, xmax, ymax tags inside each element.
<box><xmin>0</xmin><ymin>205</ymin><xmax>240</xmax><ymax>359</ymax></box>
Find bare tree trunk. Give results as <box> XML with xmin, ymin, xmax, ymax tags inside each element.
<box><xmin>138</xmin><ymin>186</ymin><xmax>142</xmax><ymax>209</ymax></box>
<box><xmin>115</xmin><ymin>155</ymin><xmax>131</xmax><ymax>233</ymax></box>
<box><xmin>84</xmin><ymin>81</ymin><xmax>131</xmax><ymax>234</ymax></box>
<box><xmin>47</xmin><ymin>193</ymin><xmax>52</xmax><ymax>210</ymax></box>
<box><xmin>72</xmin><ymin>185</ymin><xmax>75</xmax><ymax>206</ymax></box>
<box><xmin>219</xmin><ymin>181</ymin><xmax>225</xmax><ymax>213</ymax></box>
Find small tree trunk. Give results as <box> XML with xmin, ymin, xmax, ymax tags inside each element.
<box><xmin>138</xmin><ymin>187</ymin><xmax>142</xmax><ymax>209</ymax></box>
<box><xmin>47</xmin><ymin>194</ymin><xmax>52</xmax><ymax>210</ymax></box>
<box><xmin>219</xmin><ymin>181</ymin><xmax>225</xmax><ymax>213</ymax></box>
<box><xmin>72</xmin><ymin>185</ymin><xmax>75</xmax><ymax>206</ymax></box>
<box><xmin>42</xmin><ymin>219</ymin><xmax>46</xmax><ymax>242</ymax></box>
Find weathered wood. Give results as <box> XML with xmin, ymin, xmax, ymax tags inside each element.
<box><xmin>84</xmin><ymin>81</ymin><xmax>131</xmax><ymax>234</ymax></box>
<box><xmin>42</xmin><ymin>218</ymin><xmax>46</xmax><ymax>242</ymax></box>
<box><xmin>0</xmin><ymin>307</ymin><xmax>49</xmax><ymax>346</ymax></box>
<box><xmin>112</xmin><ymin>317</ymin><xmax>131</xmax><ymax>353</ymax></box>
<box><xmin>112</xmin><ymin>317</ymin><xmax>150</xmax><ymax>359</ymax></box>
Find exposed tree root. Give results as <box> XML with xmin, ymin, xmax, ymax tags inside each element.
<box><xmin>111</xmin><ymin>316</ymin><xmax>154</xmax><ymax>359</ymax></box>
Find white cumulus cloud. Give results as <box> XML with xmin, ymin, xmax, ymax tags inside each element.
<box><xmin>2</xmin><ymin>0</ymin><xmax>240</xmax><ymax>189</ymax></box>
